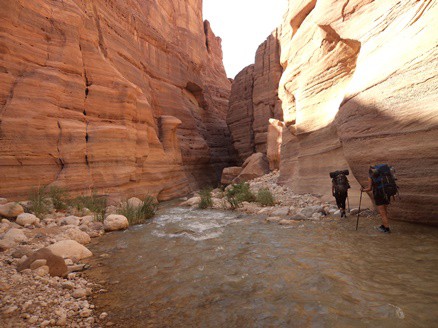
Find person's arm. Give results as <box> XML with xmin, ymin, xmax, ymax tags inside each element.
<box><xmin>361</xmin><ymin>177</ymin><xmax>373</xmax><ymax>192</ymax></box>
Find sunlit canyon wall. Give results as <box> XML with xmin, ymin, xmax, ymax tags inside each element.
<box><xmin>227</xmin><ymin>0</ymin><xmax>438</xmax><ymax>224</ymax></box>
<box><xmin>0</xmin><ymin>0</ymin><xmax>235</xmax><ymax>201</ymax></box>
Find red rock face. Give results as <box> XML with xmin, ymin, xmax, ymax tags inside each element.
<box><xmin>227</xmin><ymin>31</ymin><xmax>283</xmax><ymax>163</ymax></box>
<box><xmin>0</xmin><ymin>0</ymin><xmax>233</xmax><ymax>201</ymax></box>
<box><xmin>228</xmin><ymin>0</ymin><xmax>437</xmax><ymax>224</ymax></box>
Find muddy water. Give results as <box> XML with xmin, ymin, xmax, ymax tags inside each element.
<box><xmin>86</xmin><ymin>206</ymin><xmax>438</xmax><ymax>327</ymax></box>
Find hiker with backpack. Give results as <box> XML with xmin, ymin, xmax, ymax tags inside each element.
<box><xmin>361</xmin><ymin>164</ymin><xmax>399</xmax><ymax>233</ymax></box>
<box><xmin>330</xmin><ymin>170</ymin><xmax>350</xmax><ymax>218</ymax></box>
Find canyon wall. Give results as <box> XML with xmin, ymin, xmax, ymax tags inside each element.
<box><xmin>228</xmin><ymin>0</ymin><xmax>438</xmax><ymax>223</ymax></box>
<box><xmin>0</xmin><ymin>0</ymin><xmax>234</xmax><ymax>201</ymax></box>
<box><xmin>227</xmin><ymin>31</ymin><xmax>283</xmax><ymax>164</ymax></box>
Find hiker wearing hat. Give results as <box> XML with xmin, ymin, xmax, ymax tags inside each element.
<box><xmin>361</xmin><ymin>164</ymin><xmax>398</xmax><ymax>233</ymax></box>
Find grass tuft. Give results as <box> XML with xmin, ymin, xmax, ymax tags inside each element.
<box><xmin>29</xmin><ymin>186</ymin><xmax>50</xmax><ymax>218</ymax></box>
<box><xmin>256</xmin><ymin>188</ymin><xmax>275</xmax><ymax>206</ymax></box>
<box><xmin>225</xmin><ymin>182</ymin><xmax>255</xmax><ymax>209</ymax></box>
<box><xmin>118</xmin><ymin>196</ymin><xmax>157</xmax><ymax>225</ymax></box>
<box><xmin>198</xmin><ymin>187</ymin><xmax>213</xmax><ymax>209</ymax></box>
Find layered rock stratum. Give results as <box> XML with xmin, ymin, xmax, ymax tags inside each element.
<box><xmin>0</xmin><ymin>0</ymin><xmax>234</xmax><ymax>201</ymax></box>
<box><xmin>228</xmin><ymin>0</ymin><xmax>437</xmax><ymax>224</ymax></box>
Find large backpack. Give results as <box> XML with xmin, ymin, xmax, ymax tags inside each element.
<box><xmin>369</xmin><ymin>164</ymin><xmax>399</xmax><ymax>199</ymax></box>
<box><xmin>333</xmin><ymin>172</ymin><xmax>350</xmax><ymax>193</ymax></box>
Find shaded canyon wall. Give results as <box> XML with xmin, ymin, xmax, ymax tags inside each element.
<box><xmin>227</xmin><ymin>0</ymin><xmax>438</xmax><ymax>223</ymax></box>
<box><xmin>0</xmin><ymin>0</ymin><xmax>235</xmax><ymax>201</ymax></box>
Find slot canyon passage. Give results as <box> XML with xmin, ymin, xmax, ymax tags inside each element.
<box><xmin>0</xmin><ymin>0</ymin><xmax>437</xmax><ymax>327</ymax></box>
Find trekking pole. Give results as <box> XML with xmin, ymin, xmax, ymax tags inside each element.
<box><xmin>356</xmin><ymin>190</ymin><xmax>363</xmax><ymax>231</ymax></box>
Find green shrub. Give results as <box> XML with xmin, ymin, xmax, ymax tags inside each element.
<box><xmin>256</xmin><ymin>188</ymin><xmax>275</xmax><ymax>206</ymax></box>
<box><xmin>70</xmin><ymin>192</ymin><xmax>107</xmax><ymax>222</ymax></box>
<box><xmin>118</xmin><ymin>196</ymin><xmax>157</xmax><ymax>225</ymax></box>
<box><xmin>225</xmin><ymin>182</ymin><xmax>255</xmax><ymax>209</ymax></box>
<box><xmin>29</xmin><ymin>186</ymin><xmax>50</xmax><ymax>217</ymax></box>
<box><xmin>48</xmin><ymin>186</ymin><xmax>69</xmax><ymax>211</ymax></box>
<box><xmin>198</xmin><ymin>187</ymin><xmax>213</xmax><ymax>209</ymax></box>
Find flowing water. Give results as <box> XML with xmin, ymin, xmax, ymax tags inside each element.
<box><xmin>86</xmin><ymin>205</ymin><xmax>438</xmax><ymax>328</ymax></box>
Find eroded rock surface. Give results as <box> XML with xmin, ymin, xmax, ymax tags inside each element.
<box><xmin>0</xmin><ymin>0</ymin><xmax>234</xmax><ymax>202</ymax></box>
<box><xmin>227</xmin><ymin>0</ymin><xmax>437</xmax><ymax>223</ymax></box>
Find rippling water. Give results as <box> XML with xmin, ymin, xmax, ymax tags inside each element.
<box><xmin>86</xmin><ymin>206</ymin><xmax>438</xmax><ymax>327</ymax></box>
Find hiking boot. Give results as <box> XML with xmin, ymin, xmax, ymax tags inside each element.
<box><xmin>376</xmin><ymin>225</ymin><xmax>391</xmax><ymax>233</ymax></box>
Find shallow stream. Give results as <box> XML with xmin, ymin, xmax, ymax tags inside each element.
<box><xmin>86</xmin><ymin>206</ymin><xmax>438</xmax><ymax>327</ymax></box>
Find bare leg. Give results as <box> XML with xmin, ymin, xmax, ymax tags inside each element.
<box><xmin>377</xmin><ymin>205</ymin><xmax>389</xmax><ymax>227</ymax></box>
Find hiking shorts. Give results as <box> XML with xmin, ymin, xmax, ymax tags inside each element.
<box><xmin>373</xmin><ymin>191</ymin><xmax>390</xmax><ymax>206</ymax></box>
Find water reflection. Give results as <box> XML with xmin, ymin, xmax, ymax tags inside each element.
<box><xmin>86</xmin><ymin>207</ymin><xmax>438</xmax><ymax>327</ymax></box>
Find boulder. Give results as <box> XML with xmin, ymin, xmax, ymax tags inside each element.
<box><xmin>180</xmin><ymin>196</ymin><xmax>201</xmax><ymax>207</ymax></box>
<box><xmin>3</xmin><ymin>228</ymin><xmax>28</xmax><ymax>243</ymax></box>
<box><xmin>233</xmin><ymin>153</ymin><xmax>270</xmax><ymax>183</ymax></box>
<box><xmin>16</xmin><ymin>213</ymin><xmax>40</xmax><ymax>227</ymax></box>
<box><xmin>127</xmin><ymin>197</ymin><xmax>143</xmax><ymax>208</ymax></box>
<box><xmin>60</xmin><ymin>216</ymin><xmax>80</xmax><ymax>226</ymax></box>
<box><xmin>266</xmin><ymin>216</ymin><xmax>282</xmax><ymax>223</ymax></box>
<box><xmin>0</xmin><ymin>202</ymin><xmax>24</xmax><ymax>218</ymax></box>
<box><xmin>221</xmin><ymin>167</ymin><xmax>243</xmax><ymax>185</ymax></box>
<box><xmin>46</xmin><ymin>240</ymin><xmax>92</xmax><ymax>260</ymax></box>
<box><xmin>17</xmin><ymin>247</ymin><xmax>68</xmax><ymax>277</ymax></box>
<box><xmin>104</xmin><ymin>215</ymin><xmax>129</xmax><ymax>232</ymax></box>
<box><xmin>270</xmin><ymin>206</ymin><xmax>290</xmax><ymax>217</ymax></box>
<box><xmin>56</xmin><ymin>227</ymin><xmax>91</xmax><ymax>245</ymax></box>
<box><xmin>299</xmin><ymin>206</ymin><xmax>324</xmax><ymax>218</ymax></box>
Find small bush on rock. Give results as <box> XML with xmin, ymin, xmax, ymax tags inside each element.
<box><xmin>118</xmin><ymin>195</ymin><xmax>157</xmax><ymax>225</ymax></box>
<box><xmin>226</xmin><ymin>182</ymin><xmax>255</xmax><ymax>209</ymax></box>
<box><xmin>29</xmin><ymin>186</ymin><xmax>50</xmax><ymax>217</ymax></box>
<box><xmin>256</xmin><ymin>188</ymin><xmax>275</xmax><ymax>206</ymax></box>
<box><xmin>71</xmin><ymin>192</ymin><xmax>107</xmax><ymax>222</ymax></box>
<box><xmin>48</xmin><ymin>186</ymin><xmax>69</xmax><ymax>211</ymax></box>
<box><xmin>198</xmin><ymin>188</ymin><xmax>213</xmax><ymax>209</ymax></box>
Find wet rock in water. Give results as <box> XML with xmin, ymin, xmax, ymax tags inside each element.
<box><xmin>17</xmin><ymin>247</ymin><xmax>68</xmax><ymax>277</ymax></box>
<box><xmin>104</xmin><ymin>215</ymin><xmax>129</xmax><ymax>232</ymax></box>
<box><xmin>299</xmin><ymin>205</ymin><xmax>324</xmax><ymax>218</ymax></box>
<box><xmin>180</xmin><ymin>196</ymin><xmax>201</xmax><ymax>207</ymax></box>
<box><xmin>46</xmin><ymin>240</ymin><xmax>93</xmax><ymax>260</ymax></box>
<box><xmin>266</xmin><ymin>216</ymin><xmax>282</xmax><ymax>223</ymax></box>
<box><xmin>279</xmin><ymin>219</ymin><xmax>298</xmax><ymax>226</ymax></box>
<box><xmin>270</xmin><ymin>206</ymin><xmax>290</xmax><ymax>217</ymax></box>
<box><xmin>0</xmin><ymin>202</ymin><xmax>24</xmax><ymax>218</ymax></box>
<box><xmin>289</xmin><ymin>213</ymin><xmax>307</xmax><ymax>221</ymax></box>
<box><xmin>16</xmin><ymin>213</ymin><xmax>40</xmax><ymax>227</ymax></box>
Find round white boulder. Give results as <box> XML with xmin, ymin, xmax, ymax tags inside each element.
<box><xmin>16</xmin><ymin>213</ymin><xmax>40</xmax><ymax>227</ymax></box>
<box><xmin>104</xmin><ymin>215</ymin><xmax>129</xmax><ymax>232</ymax></box>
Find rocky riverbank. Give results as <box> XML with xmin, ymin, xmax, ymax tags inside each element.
<box><xmin>1</xmin><ymin>172</ymin><xmax>375</xmax><ymax>327</ymax></box>
<box><xmin>0</xmin><ymin>198</ymin><xmax>134</xmax><ymax>327</ymax></box>
<box><xmin>181</xmin><ymin>171</ymin><xmax>375</xmax><ymax>223</ymax></box>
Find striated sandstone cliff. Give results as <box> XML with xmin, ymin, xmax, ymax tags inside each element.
<box><xmin>228</xmin><ymin>0</ymin><xmax>438</xmax><ymax>223</ymax></box>
<box><xmin>227</xmin><ymin>31</ymin><xmax>283</xmax><ymax>164</ymax></box>
<box><xmin>0</xmin><ymin>0</ymin><xmax>234</xmax><ymax>201</ymax></box>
